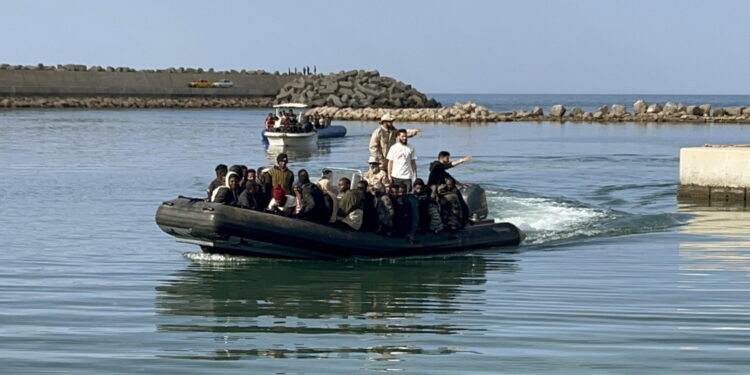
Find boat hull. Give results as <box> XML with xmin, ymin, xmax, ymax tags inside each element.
<box><xmin>155</xmin><ymin>197</ymin><xmax>523</xmax><ymax>260</ymax></box>
<box><xmin>264</xmin><ymin>131</ymin><xmax>318</xmax><ymax>147</ymax></box>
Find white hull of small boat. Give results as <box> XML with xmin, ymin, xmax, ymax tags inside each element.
<box><xmin>264</xmin><ymin>131</ymin><xmax>318</xmax><ymax>147</ymax></box>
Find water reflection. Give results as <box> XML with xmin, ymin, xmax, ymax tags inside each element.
<box><xmin>265</xmin><ymin>142</ymin><xmax>331</xmax><ymax>163</ymax></box>
<box><xmin>155</xmin><ymin>255</ymin><xmax>517</xmax><ymax>360</ymax></box>
<box><xmin>678</xmin><ymin>207</ymin><xmax>750</xmax><ymax>272</ymax></box>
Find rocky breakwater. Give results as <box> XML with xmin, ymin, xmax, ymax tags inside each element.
<box><xmin>274</xmin><ymin>70</ymin><xmax>441</xmax><ymax>108</ymax></box>
<box><xmin>307</xmin><ymin>99</ymin><xmax>750</xmax><ymax>124</ymax></box>
<box><xmin>0</xmin><ymin>96</ymin><xmax>273</xmax><ymax>109</ymax></box>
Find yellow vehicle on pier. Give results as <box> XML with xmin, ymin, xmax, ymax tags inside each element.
<box><xmin>188</xmin><ymin>80</ymin><xmax>212</xmax><ymax>88</ymax></box>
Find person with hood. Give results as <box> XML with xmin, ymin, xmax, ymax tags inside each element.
<box><xmin>211</xmin><ymin>170</ymin><xmax>242</xmax><ymax>206</ymax></box>
<box><xmin>364</xmin><ymin>156</ymin><xmax>387</xmax><ymax>187</ymax></box>
<box><xmin>296</xmin><ymin>169</ymin><xmax>326</xmax><ymax>222</ymax></box>
<box><xmin>368</xmin><ymin>114</ymin><xmax>422</xmax><ymax>169</ymax></box>
<box><xmin>267</xmin><ymin>184</ymin><xmax>296</xmax><ymax>215</ymax></box>
<box><xmin>336</xmin><ymin>177</ymin><xmax>364</xmax><ymax>230</ymax></box>
<box><xmin>267</xmin><ymin>153</ymin><xmax>294</xmax><ymax>194</ymax></box>
<box><xmin>256</xmin><ymin>167</ymin><xmax>273</xmax><ymax>209</ymax></box>
<box><xmin>206</xmin><ymin>164</ymin><xmax>228</xmax><ymax>200</ymax></box>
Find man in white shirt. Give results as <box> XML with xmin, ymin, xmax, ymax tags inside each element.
<box><xmin>386</xmin><ymin>129</ymin><xmax>417</xmax><ymax>192</ymax></box>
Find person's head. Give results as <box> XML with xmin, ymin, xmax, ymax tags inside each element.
<box><xmin>226</xmin><ymin>171</ymin><xmax>240</xmax><ymax>189</ymax></box>
<box><xmin>398</xmin><ymin>184</ymin><xmax>408</xmax><ymax>196</ymax></box>
<box><xmin>338</xmin><ymin>177</ymin><xmax>351</xmax><ymax>193</ymax></box>
<box><xmin>445</xmin><ymin>177</ymin><xmax>456</xmax><ymax>189</ymax></box>
<box><xmin>371</xmin><ymin>182</ymin><xmax>385</xmax><ymax>195</ymax></box>
<box><xmin>229</xmin><ymin>164</ymin><xmax>243</xmax><ymax>177</ymax></box>
<box><xmin>414</xmin><ymin>179</ymin><xmax>425</xmax><ymax>195</ymax></box>
<box><xmin>397</xmin><ymin>129</ymin><xmax>408</xmax><ymax>145</ymax></box>
<box><xmin>293</xmin><ymin>183</ymin><xmax>303</xmax><ymax>196</ymax></box>
<box><xmin>380</xmin><ymin>114</ymin><xmax>395</xmax><ymax>129</ymax></box>
<box><xmin>388</xmin><ymin>184</ymin><xmax>399</xmax><ymax>196</ymax></box>
<box><xmin>276</xmin><ymin>153</ymin><xmax>289</xmax><ymax>169</ymax></box>
<box><xmin>357</xmin><ymin>180</ymin><xmax>368</xmax><ymax>192</ymax></box>
<box><xmin>321</xmin><ymin>169</ymin><xmax>332</xmax><ymax>180</ymax></box>
<box><xmin>367</xmin><ymin>156</ymin><xmax>380</xmax><ymax>172</ymax></box>
<box><xmin>438</xmin><ymin>151</ymin><xmax>451</xmax><ymax>164</ymax></box>
<box><xmin>297</xmin><ymin>169</ymin><xmax>310</xmax><ymax>184</ymax></box>
<box><xmin>215</xmin><ymin>164</ymin><xmax>228</xmax><ymax>178</ymax></box>
<box><xmin>239</xmin><ymin>165</ymin><xmax>248</xmax><ymax>179</ymax></box>
<box><xmin>246</xmin><ymin>168</ymin><xmax>256</xmax><ymax>182</ymax></box>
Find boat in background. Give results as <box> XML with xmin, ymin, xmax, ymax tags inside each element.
<box><xmin>262</xmin><ymin>103</ymin><xmax>346</xmax><ymax>145</ymax></box>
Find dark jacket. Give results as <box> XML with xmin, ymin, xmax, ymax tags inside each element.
<box><xmin>207</xmin><ymin>177</ymin><xmax>223</xmax><ymax>198</ymax></box>
<box><xmin>298</xmin><ymin>183</ymin><xmax>326</xmax><ymax>222</ymax></box>
<box><xmin>213</xmin><ymin>186</ymin><xmax>241</xmax><ymax>206</ymax></box>
<box><xmin>360</xmin><ymin>190</ymin><xmax>378</xmax><ymax>232</ymax></box>
<box><xmin>428</xmin><ymin>161</ymin><xmax>454</xmax><ymax>187</ymax></box>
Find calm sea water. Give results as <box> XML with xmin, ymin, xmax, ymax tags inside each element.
<box><xmin>2</xmin><ymin>94</ymin><xmax>750</xmax><ymax>374</ymax></box>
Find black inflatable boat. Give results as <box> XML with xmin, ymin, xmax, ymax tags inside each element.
<box><xmin>155</xmin><ymin>194</ymin><xmax>524</xmax><ymax>260</ymax></box>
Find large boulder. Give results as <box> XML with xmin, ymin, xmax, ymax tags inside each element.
<box><xmin>724</xmin><ymin>107</ymin><xmax>744</xmax><ymax>116</ymax></box>
<box><xmin>569</xmin><ymin>107</ymin><xmax>584</xmax><ymax>117</ymax></box>
<box><xmin>699</xmin><ymin>104</ymin><xmax>712</xmax><ymax>116</ymax></box>
<box><xmin>549</xmin><ymin>104</ymin><xmax>566</xmax><ymax>117</ymax></box>
<box><xmin>633</xmin><ymin>99</ymin><xmax>648</xmax><ymax>114</ymax></box>
<box><xmin>610</xmin><ymin>104</ymin><xmax>628</xmax><ymax>117</ymax></box>
<box><xmin>713</xmin><ymin>108</ymin><xmax>727</xmax><ymax>117</ymax></box>
<box><xmin>531</xmin><ymin>106</ymin><xmax>544</xmax><ymax>116</ymax></box>
<box><xmin>646</xmin><ymin>103</ymin><xmax>663</xmax><ymax>114</ymax></box>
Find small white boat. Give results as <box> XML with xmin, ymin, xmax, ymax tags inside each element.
<box><xmin>263</xmin><ymin>103</ymin><xmax>318</xmax><ymax>147</ymax></box>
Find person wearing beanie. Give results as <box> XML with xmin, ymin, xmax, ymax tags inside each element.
<box><xmin>267</xmin><ymin>153</ymin><xmax>294</xmax><ymax>194</ymax></box>
<box><xmin>267</xmin><ymin>183</ymin><xmax>296</xmax><ymax>215</ymax></box>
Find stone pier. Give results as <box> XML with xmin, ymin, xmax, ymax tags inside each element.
<box><xmin>678</xmin><ymin>146</ymin><xmax>750</xmax><ymax>208</ymax></box>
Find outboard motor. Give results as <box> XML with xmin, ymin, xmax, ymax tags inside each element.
<box><xmin>460</xmin><ymin>184</ymin><xmax>488</xmax><ymax>221</ymax></box>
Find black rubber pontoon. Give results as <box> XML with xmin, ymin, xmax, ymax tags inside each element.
<box><xmin>155</xmin><ymin>197</ymin><xmax>523</xmax><ymax>260</ymax></box>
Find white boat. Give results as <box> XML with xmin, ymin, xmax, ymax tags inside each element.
<box><xmin>263</xmin><ymin>103</ymin><xmax>318</xmax><ymax>147</ymax></box>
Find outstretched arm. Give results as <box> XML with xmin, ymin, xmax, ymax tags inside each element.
<box><xmin>406</xmin><ymin>129</ymin><xmax>422</xmax><ymax>137</ymax></box>
<box><xmin>451</xmin><ymin>155</ymin><xmax>473</xmax><ymax>167</ymax></box>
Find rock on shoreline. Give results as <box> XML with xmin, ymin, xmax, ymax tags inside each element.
<box><xmin>306</xmin><ymin>100</ymin><xmax>750</xmax><ymax>124</ymax></box>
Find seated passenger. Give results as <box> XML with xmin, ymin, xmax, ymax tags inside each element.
<box><xmin>428</xmin><ymin>151</ymin><xmax>473</xmax><ymax>190</ymax></box>
<box><xmin>296</xmin><ymin>169</ymin><xmax>326</xmax><ymax>222</ymax></box>
<box><xmin>414</xmin><ymin>179</ymin><xmax>443</xmax><ymax>234</ymax></box>
<box><xmin>318</xmin><ymin>172</ymin><xmax>338</xmax><ymax>224</ymax></box>
<box><xmin>358</xmin><ymin>180</ymin><xmax>378</xmax><ymax>232</ymax></box>
<box><xmin>437</xmin><ymin>177</ymin><xmax>467</xmax><ymax>230</ymax></box>
<box><xmin>211</xmin><ymin>171</ymin><xmax>242</xmax><ymax>206</ymax></box>
<box><xmin>238</xmin><ymin>181</ymin><xmax>262</xmax><ymax>210</ymax></box>
<box><xmin>371</xmin><ymin>182</ymin><xmax>393</xmax><ymax>235</ymax></box>
<box><xmin>336</xmin><ymin>177</ymin><xmax>364</xmax><ymax>230</ymax></box>
<box><xmin>243</xmin><ymin>168</ymin><xmax>257</xmax><ymax>190</ymax></box>
<box><xmin>267</xmin><ymin>184</ymin><xmax>296</xmax><ymax>215</ymax></box>
<box><xmin>206</xmin><ymin>164</ymin><xmax>228</xmax><ymax>200</ymax></box>
<box><xmin>364</xmin><ymin>157</ymin><xmax>387</xmax><ymax>187</ymax></box>
<box><xmin>265</xmin><ymin>113</ymin><xmax>275</xmax><ymax>130</ymax></box>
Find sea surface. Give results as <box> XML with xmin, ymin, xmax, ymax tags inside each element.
<box><xmin>1</xmin><ymin>94</ymin><xmax>750</xmax><ymax>374</ymax></box>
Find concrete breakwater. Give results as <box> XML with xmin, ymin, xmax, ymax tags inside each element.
<box><xmin>307</xmin><ymin>100</ymin><xmax>750</xmax><ymax>124</ymax></box>
<box><xmin>678</xmin><ymin>145</ymin><xmax>750</xmax><ymax>208</ymax></box>
<box><xmin>275</xmin><ymin>70</ymin><xmax>440</xmax><ymax>109</ymax></box>
<box><xmin>0</xmin><ymin>95</ymin><xmax>273</xmax><ymax>108</ymax></box>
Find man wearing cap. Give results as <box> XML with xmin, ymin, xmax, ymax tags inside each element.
<box><xmin>368</xmin><ymin>114</ymin><xmax>422</xmax><ymax>170</ymax></box>
<box><xmin>267</xmin><ymin>153</ymin><xmax>294</xmax><ymax>195</ymax></box>
<box><xmin>364</xmin><ymin>156</ymin><xmax>387</xmax><ymax>187</ymax></box>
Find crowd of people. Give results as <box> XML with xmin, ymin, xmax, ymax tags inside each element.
<box><xmin>265</xmin><ymin>111</ymin><xmax>333</xmax><ymax>133</ymax></box>
<box><xmin>209</xmin><ymin>114</ymin><xmax>473</xmax><ymax>243</ymax></box>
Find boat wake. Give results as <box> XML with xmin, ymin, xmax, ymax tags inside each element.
<box><xmin>487</xmin><ymin>189</ymin><xmax>688</xmax><ymax>246</ymax></box>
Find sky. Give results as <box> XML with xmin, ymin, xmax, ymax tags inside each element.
<box><xmin>2</xmin><ymin>0</ymin><xmax>749</xmax><ymax>94</ymax></box>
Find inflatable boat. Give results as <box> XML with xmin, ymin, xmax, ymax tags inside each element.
<box><xmin>155</xmin><ymin>176</ymin><xmax>523</xmax><ymax>259</ymax></box>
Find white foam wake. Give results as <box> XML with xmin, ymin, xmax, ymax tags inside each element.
<box><xmin>488</xmin><ymin>193</ymin><xmax>613</xmax><ymax>245</ymax></box>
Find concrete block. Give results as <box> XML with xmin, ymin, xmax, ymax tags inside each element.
<box><xmin>677</xmin><ymin>184</ymin><xmax>710</xmax><ymax>201</ymax></box>
<box><xmin>680</xmin><ymin>147</ymin><xmax>750</xmax><ymax>188</ymax></box>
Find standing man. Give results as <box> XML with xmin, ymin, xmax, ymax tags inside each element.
<box><xmin>386</xmin><ymin>129</ymin><xmax>418</xmax><ymax>192</ymax></box>
<box><xmin>369</xmin><ymin>114</ymin><xmax>422</xmax><ymax>170</ymax></box>
<box><xmin>267</xmin><ymin>153</ymin><xmax>294</xmax><ymax>194</ymax></box>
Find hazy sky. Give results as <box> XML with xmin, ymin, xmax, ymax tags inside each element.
<box><xmin>3</xmin><ymin>0</ymin><xmax>749</xmax><ymax>94</ymax></box>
